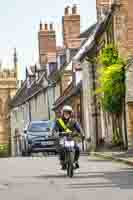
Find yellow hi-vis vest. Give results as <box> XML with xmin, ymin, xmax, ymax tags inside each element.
<box><xmin>57</xmin><ymin>118</ymin><xmax>71</xmax><ymax>133</ymax></box>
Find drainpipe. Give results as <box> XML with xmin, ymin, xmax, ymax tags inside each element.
<box><xmin>29</xmin><ymin>101</ymin><xmax>32</xmax><ymax>122</ymax></box>
<box><xmin>47</xmin><ymin>88</ymin><xmax>51</xmax><ymax>120</ymax></box>
<box><xmin>46</xmin><ymin>80</ymin><xmax>56</xmax><ymax>120</ymax></box>
<box><xmin>91</xmin><ymin>61</ymin><xmax>99</xmax><ymax>150</ymax></box>
<box><xmin>123</xmin><ymin>66</ymin><xmax>128</xmax><ymax>150</ymax></box>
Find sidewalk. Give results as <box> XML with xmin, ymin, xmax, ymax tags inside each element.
<box><xmin>91</xmin><ymin>149</ymin><xmax>133</xmax><ymax>166</ymax></box>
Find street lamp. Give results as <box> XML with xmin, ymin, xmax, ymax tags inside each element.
<box><xmin>41</xmin><ymin>76</ymin><xmax>56</xmax><ymax>120</ymax></box>
<box><xmin>47</xmin><ymin>80</ymin><xmax>56</xmax><ymax>120</ymax></box>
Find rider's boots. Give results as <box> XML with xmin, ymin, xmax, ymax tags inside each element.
<box><xmin>60</xmin><ymin>160</ymin><xmax>66</xmax><ymax>170</ymax></box>
<box><xmin>61</xmin><ymin>163</ymin><xmax>67</xmax><ymax>170</ymax></box>
<box><xmin>75</xmin><ymin>161</ymin><xmax>79</xmax><ymax>169</ymax></box>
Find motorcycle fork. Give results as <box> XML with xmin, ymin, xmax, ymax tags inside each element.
<box><xmin>65</xmin><ymin>148</ymin><xmax>75</xmax><ymax>164</ymax></box>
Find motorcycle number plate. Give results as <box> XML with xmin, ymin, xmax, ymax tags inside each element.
<box><xmin>41</xmin><ymin>141</ymin><xmax>54</xmax><ymax>145</ymax></box>
<box><xmin>64</xmin><ymin>140</ymin><xmax>75</xmax><ymax>148</ymax></box>
<box><xmin>59</xmin><ymin>139</ymin><xmax>64</xmax><ymax>145</ymax></box>
<box><xmin>41</xmin><ymin>141</ymin><xmax>48</xmax><ymax>145</ymax></box>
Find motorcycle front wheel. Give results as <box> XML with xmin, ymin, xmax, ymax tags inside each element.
<box><xmin>67</xmin><ymin>151</ymin><xmax>74</xmax><ymax>178</ymax></box>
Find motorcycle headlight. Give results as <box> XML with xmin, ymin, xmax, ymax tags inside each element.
<box><xmin>59</xmin><ymin>138</ymin><xmax>64</xmax><ymax>145</ymax></box>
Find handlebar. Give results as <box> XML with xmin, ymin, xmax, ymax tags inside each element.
<box><xmin>58</xmin><ymin>132</ymin><xmax>80</xmax><ymax>138</ymax></box>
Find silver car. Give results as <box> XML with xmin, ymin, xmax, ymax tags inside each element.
<box><xmin>21</xmin><ymin>120</ymin><xmax>57</xmax><ymax>156</ymax></box>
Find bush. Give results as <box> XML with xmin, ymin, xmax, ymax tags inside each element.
<box><xmin>96</xmin><ymin>45</ymin><xmax>126</xmax><ymax>145</ymax></box>
<box><xmin>0</xmin><ymin>144</ymin><xmax>9</xmax><ymax>157</ymax></box>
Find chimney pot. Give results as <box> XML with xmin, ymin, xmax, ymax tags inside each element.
<box><xmin>72</xmin><ymin>4</ymin><xmax>77</xmax><ymax>15</ymax></box>
<box><xmin>40</xmin><ymin>21</ymin><xmax>43</xmax><ymax>30</ymax></box>
<box><xmin>50</xmin><ymin>23</ymin><xmax>53</xmax><ymax>30</ymax></box>
<box><xmin>44</xmin><ymin>23</ymin><xmax>48</xmax><ymax>30</ymax></box>
<box><xmin>65</xmin><ymin>6</ymin><xmax>70</xmax><ymax>15</ymax></box>
<box><xmin>40</xmin><ymin>21</ymin><xmax>43</xmax><ymax>31</ymax></box>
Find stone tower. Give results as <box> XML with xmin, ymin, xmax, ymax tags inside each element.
<box><xmin>96</xmin><ymin>0</ymin><xmax>133</xmax><ymax>58</ymax></box>
<box><xmin>38</xmin><ymin>22</ymin><xmax>56</xmax><ymax>68</ymax></box>
<box><xmin>96</xmin><ymin>0</ymin><xmax>111</xmax><ymax>10</ymax></box>
<box><xmin>96</xmin><ymin>0</ymin><xmax>112</xmax><ymax>20</ymax></box>
<box><xmin>62</xmin><ymin>5</ymin><xmax>80</xmax><ymax>48</ymax></box>
<box><xmin>0</xmin><ymin>50</ymin><xmax>17</xmax><ymax>148</ymax></box>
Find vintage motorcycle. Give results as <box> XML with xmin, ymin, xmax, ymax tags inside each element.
<box><xmin>59</xmin><ymin>132</ymin><xmax>79</xmax><ymax>178</ymax></box>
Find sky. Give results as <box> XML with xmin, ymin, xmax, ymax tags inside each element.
<box><xmin>0</xmin><ymin>0</ymin><xmax>96</xmax><ymax>80</ymax></box>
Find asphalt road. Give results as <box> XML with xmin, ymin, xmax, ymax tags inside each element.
<box><xmin>0</xmin><ymin>155</ymin><xmax>133</xmax><ymax>200</ymax></box>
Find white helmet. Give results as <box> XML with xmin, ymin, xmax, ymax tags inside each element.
<box><xmin>62</xmin><ymin>105</ymin><xmax>73</xmax><ymax>113</ymax></box>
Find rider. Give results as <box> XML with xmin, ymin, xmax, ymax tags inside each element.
<box><xmin>53</xmin><ymin>105</ymin><xmax>85</xmax><ymax>170</ymax></box>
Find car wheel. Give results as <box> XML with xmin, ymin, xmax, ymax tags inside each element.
<box><xmin>22</xmin><ymin>151</ymin><xmax>26</xmax><ymax>157</ymax></box>
<box><xmin>25</xmin><ymin>150</ymin><xmax>31</xmax><ymax>156</ymax></box>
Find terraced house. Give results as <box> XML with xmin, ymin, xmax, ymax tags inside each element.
<box><xmin>10</xmin><ymin>5</ymin><xmax>83</xmax><ymax>155</ymax></box>
<box><xmin>71</xmin><ymin>0</ymin><xmax>133</xmax><ymax>150</ymax></box>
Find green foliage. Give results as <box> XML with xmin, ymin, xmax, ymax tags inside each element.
<box><xmin>99</xmin><ymin>44</ymin><xmax>125</xmax><ymax>67</ymax></box>
<box><xmin>0</xmin><ymin>144</ymin><xmax>9</xmax><ymax>157</ymax></box>
<box><xmin>97</xmin><ymin>45</ymin><xmax>125</xmax><ymax>114</ymax></box>
<box><xmin>96</xmin><ymin>44</ymin><xmax>126</xmax><ymax>146</ymax></box>
<box><xmin>112</xmin><ymin>129</ymin><xmax>123</xmax><ymax>145</ymax></box>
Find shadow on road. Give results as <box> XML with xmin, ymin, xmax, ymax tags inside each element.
<box><xmin>87</xmin><ymin>159</ymin><xmax>112</xmax><ymax>162</ymax></box>
<box><xmin>36</xmin><ymin>174</ymin><xmax>67</xmax><ymax>179</ymax></box>
<box><xmin>67</xmin><ymin>169</ymin><xmax>133</xmax><ymax>189</ymax></box>
<box><xmin>36</xmin><ymin>173</ymin><xmax>105</xmax><ymax>180</ymax></box>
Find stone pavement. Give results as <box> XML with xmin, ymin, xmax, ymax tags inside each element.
<box><xmin>91</xmin><ymin>149</ymin><xmax>133</xmax><ymax>166</ymax></box>
<box><xmin>1</xmin><ymin>155</ymin><xmax>133</xmax><ymax>199</ymax></box>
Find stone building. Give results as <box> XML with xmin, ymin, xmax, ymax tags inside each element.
<box><xmin>10</xmin><ymin>1</ymin><xmax>133</xmax><ymax>153</ymax></box>
<box><xmin>96</xmin><ymin>0</ymin><xmax>133</xmax><ymax>147</ymax></box>
<box><xmin>0</xmin><ymin>49</ymin><xmax>18</xmax><ymax>150</ymax></box>
<box><xmin>72</xmin><ymin>1</ymin><xmax>130</xmax><ymax>150</ymax></box>
<box><xmin>50</xmin><ymin>0</ymin><xmax>133</xmax><ymax>149</ymax></box>
<box><xmin>68</xmin><ymin>0</ymin><xmax>133</xmax><ymax>150</ymax></box>
<box><xmin>38</xmin><ymin>5</ymin><xmax>81</xmax><ymax>120</ymax></box>
<box><xmin>10</xmin><ymin>67</ymin><xmax>49</xmax><ymax>156</ymax></box>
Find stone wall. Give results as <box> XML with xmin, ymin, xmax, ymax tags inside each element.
<box><xmin>30</xmin><ymin>92</ymin><xmax>48</xmax><ymax>121</ymax></box>
<box><xmin>126</xmin><ymin>62</ymin><xmax>133</xmax><ymax>145</ymax></box>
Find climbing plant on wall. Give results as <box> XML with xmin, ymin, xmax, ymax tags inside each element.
<box><xmin>97</xmin><ymin>44</ymin><xmax>126</xmax><ymax>145</ymax></box>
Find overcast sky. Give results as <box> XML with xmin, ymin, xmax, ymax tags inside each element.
<box><xmin>0</xmin><ymin>0</ymin><xmax>96</xmax><ymax>79</ymax></box>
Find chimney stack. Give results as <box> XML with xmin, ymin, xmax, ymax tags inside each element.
<box><xmin>62</xmin><ymin>5</ymin><xmax>80</xmax><ymax>48</ymax></box>
<box><xmin>38</xmin><ymin>22</ymin><xmax>56</xmax><ymax>68</ymax></box>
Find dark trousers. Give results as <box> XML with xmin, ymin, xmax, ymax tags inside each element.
<box><xmin>59</xmin><ymin>144</ymin><xmax>80</xmax><ymax>164</ymax></box>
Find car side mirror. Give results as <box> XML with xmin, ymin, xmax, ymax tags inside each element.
<box><xmin>24</xmin><ymin>130</ymin><xmax>27</xmax><ymax>134</ymax></box>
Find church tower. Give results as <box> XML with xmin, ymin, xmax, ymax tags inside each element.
<box><xmin>13</xmin><ymin>48</ymin><xmax>18</xmax><ymax>80</ymax></box>
<box><xmin>0</xmin><ymin>50</ymin><xmax>17</xmax><ymax>154</ymax></box>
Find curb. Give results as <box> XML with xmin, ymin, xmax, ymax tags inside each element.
<box><xmin>81</xmin><ymin>152</ymin><xmax>89</xmax><ymax>156</ymax></box>
<box><xmin>91</xmin><ymin>152</ymin><xmax>133</xmax><ymax>166</ymax></box>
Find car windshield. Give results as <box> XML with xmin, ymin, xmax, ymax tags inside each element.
<box><xmin>28</xmin><ymin>122</ymin><xmax>53</xmax><ymax>133</ymax></box>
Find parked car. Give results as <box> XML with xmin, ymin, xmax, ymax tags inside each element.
<box><xmin>21</xmin><ymin>120</ymin><xmax>57</xmax><ymax>156</ymax></box>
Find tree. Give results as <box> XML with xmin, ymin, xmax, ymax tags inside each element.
<box><xmin>97</xmin><ymin>45</ymin><xmax>126</xmax><ymax>145</ymax></box>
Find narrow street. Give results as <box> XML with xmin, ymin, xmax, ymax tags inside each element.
<box><xmin>0</xmin><ymin>155</ymin><xmax>133</xmax><ymax>199</ymax></box>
